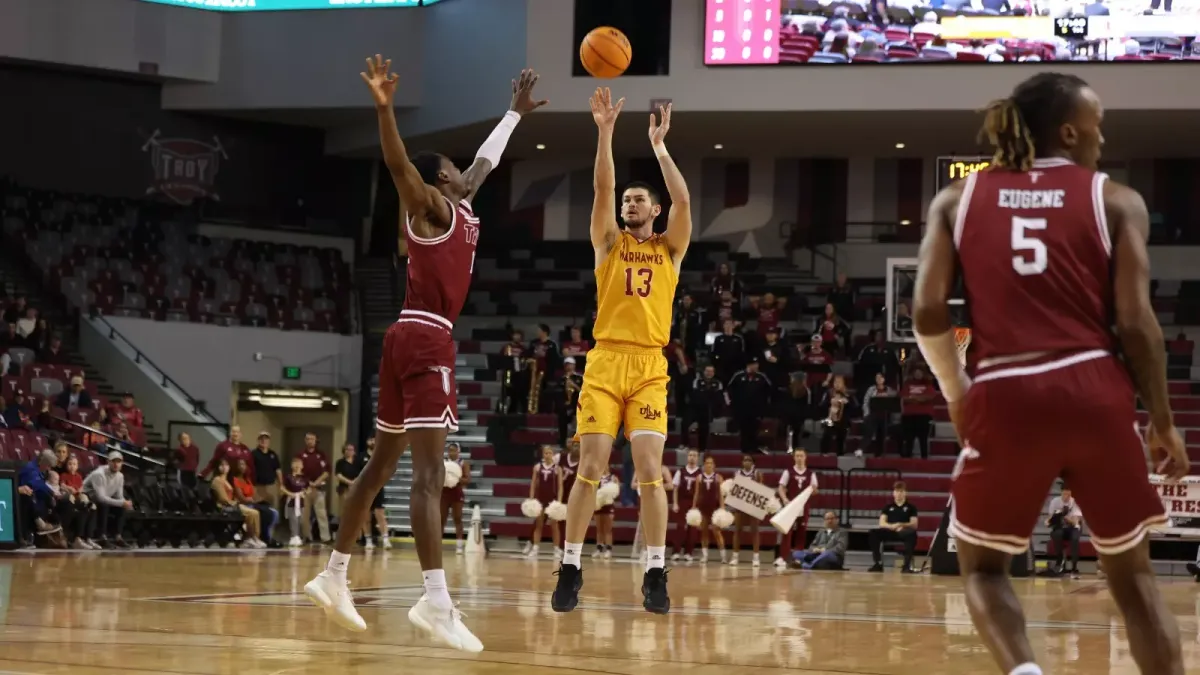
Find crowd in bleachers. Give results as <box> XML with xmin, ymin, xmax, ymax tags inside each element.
<box><xmin>780</xmin><ymin>2</ymin><xmax>1200</xmax><ymax>63</ymax></box>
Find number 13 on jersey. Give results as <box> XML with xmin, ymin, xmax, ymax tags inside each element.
<box><xmin>625</xmin><ymin>267</ymin><xmax>653</xmax><ymax>297</ymax></box>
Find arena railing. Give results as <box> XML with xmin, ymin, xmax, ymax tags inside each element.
<box><xmin>845</xmin><ymin>467</ymin><xmax>903</xmax><ymax>528</ymax></box>
<box><xmin>51</xmin><ymin>415</ymin><xmax>167</xmax><ymax>476</ymax></box>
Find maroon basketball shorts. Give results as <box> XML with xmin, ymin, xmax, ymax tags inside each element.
<box><xmin>375</xmin><ymin>317</ymin><xmax>458</xmax><ymax>435</ymax></box>
<box><xmin>949</xmin><ymin>351</ymin><xmax>1167</xmax><ymax>556</ymax></box>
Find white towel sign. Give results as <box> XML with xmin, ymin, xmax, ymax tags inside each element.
<box><xmin>725</xmin><ymin>474</ymin><xmax>774</xmax><ymax>520</ymax></box>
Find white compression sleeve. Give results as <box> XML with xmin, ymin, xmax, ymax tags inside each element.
<box><xmin>475</xmin><ymin>110</ymin><xmax>521</xmax><ymax>167</ymax></box>
<box><xmin>914</xmin><ymin>328</ymin><xmax>972</xmax><ymax>402</ymax></box>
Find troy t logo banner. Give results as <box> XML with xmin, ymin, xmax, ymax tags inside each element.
<box><xmin>141</xmin><ymin>129</ymin><xmax>229</xmax><ymax>205</ymax></box>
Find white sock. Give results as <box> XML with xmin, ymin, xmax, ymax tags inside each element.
<box><xmin>646</xmin><ymin>546</ymin><xmax>666</xmax><ymax>571</ymax></box>
<box><xmin>422</xmin><ymin>569</ymin><xmax>453</xmax><ymax>610</ymax></box>
<box><xmin>326</xmin><ymin>551</ymin><xmax>351</xmax><ymax>579</ymax></box>
<box><xmin>562</xmin><ymin>542</ymin><xmax>583</xmax><ymax>567</ymax></box>
<box><xmin>1009</xmin><ymin>663</ymin><xmax>1042</xmax><ymax>675</ymax></box>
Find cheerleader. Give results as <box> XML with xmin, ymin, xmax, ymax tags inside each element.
<box><xmin>527</xmin><ymin>445</ymin><xmax>563</xmax><ymax>559</ymax></box>
<box><xmin>729</xmin><ymin>453</ymin><xmax>763</xmax><ymax>567</ymax></box>
<box><xmin>591</xmin><ymin>467</ymin><xmax>621</xmax><ymax>559</ymax></box>
<box><xmin>775</xmin><ymin>448</ymin><xmax>819</xmax><ymax>568</ymax></box>
<box><xmin>440</xmin><ymin>442</ymin><xmax>470</xmax><ymax>555</ymax></box>
<box><xmin>691</xmin><ymin>454</ymin><xmax>726</xmax><ymax>564</ymax></box>
<box><xmin>558</xmin><ymin>440</ymin><xmax>580</xmax><ymax>501</ymax></box>
<box><xmin>671</xmin><ymin>448</ymin><xmax>703</xmax><ymax>562</ymax></box>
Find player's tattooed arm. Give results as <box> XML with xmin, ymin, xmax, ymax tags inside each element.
<box><xmin>462</xmin><ymin>69</ymin><xmax>548</xmax><ymax>202</ymax></box>
<box><xmin>361</xmin><ymin>54</ymin><xmax>450</xmax><ymax>227</ymax></box>
<box><xmin>589</xmin><ymin>87</ymin><xmax>624</xmax><ymax>267</ymax></box>
<box><xmin>649</xmin><ymin>103</ymin><xmax>693</xmax><ymax>269</ymax></box>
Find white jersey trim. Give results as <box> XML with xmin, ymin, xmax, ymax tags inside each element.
<box><xmin>1091</xmin><ymin>172</ymin><xmax>1112</xmax><ymax>257</ymax></box>
<box><xmin>398</xmin><ymin>309</ymin><xmax>453</xmax><ymax>330</ymax></box>
<box><xmin>406</xmin><ymin>195</ymin><xmax>457</xmax><ymax>245</ymax></box>
<box><xmin>952</xmin><ymin>171</ymin><xmax>979</xmax><ymax>250</ymax></box>
<box><xmin>974</xmin><ymin>349</ymin><xmax>1108</xmax><ymax>384</ymax></box>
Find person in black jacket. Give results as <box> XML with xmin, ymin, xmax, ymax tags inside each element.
<box><xmin>726</xmin><ymin>359</ymin><xmax>774</xmax><ymax>454</ymax></box>
<box><xmin>683</xmin><ymin>365</ymin><xmax>723</xmax><ymax>452</ymax></box>
<box><xmin>855</xmin><ymin>329</ymin><xmax>901</xmax><ymax>394</ymax></box>
<box><xmin>672</xmin><ymin>294</ymin><xmax>707</xmax><ymax>359</ymax></box>
<box><xmin>778</xmin><ymin>373</ymin><xmax>814</xmax><ymax>448</ymax></box>
<box><xmin>55</xmin><ymin>376</ymin><xmax>94</xmax><ymax>412</ymax></box>
<box><xmin>711</xmin><ymin>319</ymin><xmax>746</xmax><ymax>384</ymax></box>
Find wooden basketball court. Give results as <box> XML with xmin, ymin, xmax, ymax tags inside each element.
<box><xmin>2</xmin><ymin>549</ymin><xmax>1199</xmax><ymax>674</ymax></box>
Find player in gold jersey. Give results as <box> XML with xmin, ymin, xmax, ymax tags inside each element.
<box><xmin>551</xmin><ymin>88</ymin><xmax>691</xmax><ymax>615</ymax></box>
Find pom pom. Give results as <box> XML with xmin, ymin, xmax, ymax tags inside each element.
<box><xmin>545</xmin><ymin>500</ymin><xmax>568</xmax><ymax>521</ymax></box>
<box><xmin>720</xmin><ymin>479</ymin><xmax>734</xmax><ymax>497</ymax></box>
<box><xmin>521</xmin><ymin>498</ymin><xmax>543</xmax><ymax>519</ymax></box>
<box><xmin>686</xmin><ymin>508</ymin><xmax>703</xmax><ymax>528</ymax></box>
<box><xmin>595</xmin><ymin>482</ymin><xmax>620</xmax><ymax>510</ymax></box>
<box><xmin>765</xmin><ymin>496</ymin><xmax>782</xmax><ymax>514</ymax></box>
<box><xmin>711</xmin><ymin>508</ymin><xmax>735</xmax><ymax>529</ymax></box>
<box><xmin>443</xmin><ymin>460</ymin><xmax>462</xmax><ymax>488</ymax></box>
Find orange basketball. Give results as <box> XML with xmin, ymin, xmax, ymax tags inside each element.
<box><xmin>580</xmin><ymin>26</ymin><xmax>631</xmax><ymax>78</ymax></box>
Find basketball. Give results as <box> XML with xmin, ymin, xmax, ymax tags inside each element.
<box><xmin>580</xmin><ymin>26</ymin><xmax>631</xmax><ymax>78</ymax></box>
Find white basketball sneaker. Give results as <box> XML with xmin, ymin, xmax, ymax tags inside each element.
<box><xmin>752</xmin><ymin>553</ymin><xmax>761</xmax><ymax>567</ymax></box>
<box><xmin>304</xmin><ymin>572</ymin><xmax>367</xmax><ymax>632</ymax></box>
<box><xmin>728</xmin><ymin>552</ymin><xmax>740</xmax><ymax>566</ymax></box>
<box><xmin>408</xmin><ymin>595</ymin><xmax>484</xmax><ymax>653</ymax></box>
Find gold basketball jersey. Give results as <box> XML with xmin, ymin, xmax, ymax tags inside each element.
<box><xmin>592</xmin><ymin>231</ymin><xmax>678</xmax><ymax>348</ymax></box>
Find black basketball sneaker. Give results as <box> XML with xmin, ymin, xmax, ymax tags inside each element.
<box><xmin>550</xmin><ymin>563</ymin><xmax>583</xmax><ymax>612</ymax></box>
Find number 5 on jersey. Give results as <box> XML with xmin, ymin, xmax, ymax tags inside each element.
<box><xmin>625</xmin><ymin>267</ymin><xmax>653</xmax><ymax>297</ymax></box>
<box><xmin>1011</xmin><ymin>216</ymin><xmax>1047</xmax><ymax>276</ymax></box>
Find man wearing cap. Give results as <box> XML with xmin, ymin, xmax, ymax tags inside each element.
<box><xmin>251</xmin><ymin>431</ymin><xmax>283</xmax><ymax>512</ymax></box>
<box><xmin>555</xmin><ymin>356</ymin><xmax>584</xmax><ymax>445</ymax></box>
<box><xmin>55</xmin><ymin>376</ymin><xmax>93</xmax><ymax>412</ymax></box>
<box><xmin>200</xmin><ymin>426</ymin><xmax>253</xmax><ymax>482</ymax></box>
<box><xmin>83</xmin><ymin>451</ymin><xmax>133</xmax><ymax>549</ymax></box>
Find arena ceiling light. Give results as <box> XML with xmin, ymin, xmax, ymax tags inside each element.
<box><xmin>895</xmin><ymin>142</ymin><xmax>906</xmax><ymax>149</ymax></box>
<box><xmin>258</xmin><ymin>397</ymin><xmax>325</xmax><ymax>409</ymax></box>
<box><xmin>713</xmin><ymin>143</ymin><xmax>724</xmax><ymax>150</ymax></box>
<box><xmin>536</xmin><ymin>144</ymin><xmax>546</xmax><ymax>150</ymax></box>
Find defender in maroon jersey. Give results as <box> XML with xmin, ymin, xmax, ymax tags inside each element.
<box><xmin>913</xmin><ymin>72</ymin><xmax>1185</xmax><ymax>675</ymax></box>
<box><xmin>307</xmin><ymin>55</ymin><xmax>546</xmax><ymax>651</ymax></box>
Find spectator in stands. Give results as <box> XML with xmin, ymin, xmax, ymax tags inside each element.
<box><xmin>780</xmin><ymin>373</ymin><xmax>814</xmax><ymax>448</ymax></box>
<box><xmin>913</xmin><ymin>11</ymin><xmax>942</xmax><ymax>35</ymax></box>
<box><xmin>665</xmin><ymin>339</ymin><xmax>690</xmax><ymax>409</ymax></box>
<box><xmin>813</xmin><ymin>304</ymin><xmax>851</xmax><ymax>356</ymax></box>
<box><xmin>560</xmin><ymin>325</ymin><xmax>591</xmax><ymax>372</ymax></box>
<box><xmin>501</xmin><ymin>329</ymin><xmax>532</xmax><ymax>414</ymax></box>
<box><xmin>684</xmin><ymin>364</ymin><xmax>723</xmax><ymax>452</ymax></box>
<box><xmin>3</xmin><ymin>390</ymin><xmax>34</xmax><ymax>431</ymax></box>
<box><xmin>17</xmin><ymin>449</ymin><xmax>64</xmax><ymax>548</ymax></box>
<box><xmin>824</xmin><ymin>31</ymin><xmax>852</xmax><ymax>58</ymax></box>
<box><xmin>55</xmin><ymin>376</ymin><xmax>93</xmax><ymax>411</ymax></box>
<box><xmin>754</xmin><ymin>293</ymin><xmax>783</xmax><ymax>344</ymax></box>
<box><xmin>710</xmin><ymin>262</ymin><xmax>742</xmax><ymax>300</ymax></box>
<box><xmin>710</xmin><ymin>290</ymin><xmax>742</xmax><ymax>331</ymax></box>
<box><xmin>39</xmin><ymin>336</ymin><xmax>67</xmax><ymax>365</ymax></box>
<box><xmin>797</xmin><ymin>335</ymin><xmax>835</xmax><ymax>388</ymax></box>
<box><xmin>0</xmin><ymin>324</ymin><xmax>14</xmax><ymax>375</ymax></box>
<box><xmin>728</xmin><ymin>359</ymin><xmax>774</xmax><ymax>454</ymax></box>
<box><xmin>1047</xmin><ymin>487</ymin><xmax>1083</xmax><ymax>578</ymax></box>
<box><xmin>711</xmin><ymin>319</ymin><xmax>746</xmax><ymax>384</ymax></box>
<box><xmin>210</xmin><ymin>458</ymin><xmax>265</xmax><ymax>548</ymax></box>
<box><xmin>334</xmin><ymin>443</ymin><xmax>361</xmax><ymax>516</ymax></box>
<box><xmin>826</xmin><ymin>273</ymin><xmax>856</xmax><ymax>322</ymax></box>
<box><xmin>552</xmin><ymin>357</ymin><xmax>583</xmax><ymax>446</ymax></box>
<box><xmin>14</xmin><ymin>307</ymin><xmax>36</xmax><ymax>341</ymax></box>
<box><xmin>819</xmin><ymin>375</ymin><xmax>857</xmax><ymax>456</ymax></box>
<box><xmin>856</xmin><ymin>329</ymin><xmax>900</xmax><ymax>393</ymax></box>
<box><xmin>822</xmin><ymin>5</ymin><xmax>861</xmax><ymax>31</ymax></box>
<box><xmin>760</xmin><ymin>327</ymin><xmax>791</xmax><ymax>393</ymax></box>
<box><xmin>83</xmin><ymin>451</ymin><xmax>133</xmax><ymax>549</ymax></box>
<box><xmin>174</xmin><ymin>432</ymin><xmax>200</xmax><ymax>487</ymax></box>
<box><xmin>109</xmin><ymin>393</ymin><xmax>144</xmax><ymax>429</ymax></box>
<box><xmin>791</xmin><ymin>511</ymin><xmax>847</xmax><ymax>570</ymax></box>
<box><xmin>672</xmin><ymin>294</ymin><xmax>706</xmax><ymax>358</ymax></box>
<box><xmin>528</xmin><ymin>323</ymin><xmax>561</xmax><ymax>384</ymax></box>
<box><xmin>281</xmin><ymin>456</ymin><xmax>309</xmax><ymax>547</ymax></box>
<box><xmin>233</xmin><ymin>459</ymin><xmax>278</xmax><ymax>548</ymax></box>
<box><xmin>82</xmin><ymin>422</ymin><xmax>107</xmax><ymax>455</ymax></box>
<box><xmin>868</xmin><ymin>481</ymin><xmax>919</xmax><ymax>573</ymax></box>
<box><xmin>354</xmin><ymin>437</ymin><xmax>393</xmax><ymax>549</ymax></box>
<box><xmin>3</xmin><ymin>295</ymin><xmax>27</xmax><ymax>325</ymax></box>
<box><xmin>251</xmin><ymin>431</ymin><xmax>282</xmax><ymax>510</ymax></box>
<box><xmin>900</xmin><ymin>365</ymin><xmax>937</xmax><ymax>459</ymax></box>
<box><xmin>893</xmin><ymin>302</ymin><xmax>913</xmax><ymax>334</ymax></box>
<box><xmin>52</xmin><ymin>441</ymin><xmax>70</xmax><ymax>474</ymax></box>
<box><xmin>1083</xmin><ymin>0</ymin><xmax>1109</xmax><ymax>14</ymax></box>
<box><xmin>59</xmin><ymin>454</ymin><xmax>99</xmax><ymax>549</ymax></box>
<box><xmin>298</xmin><ymin>432</ymin><xmax>331</xmax><ymax>543</ymax></box>
<box><xmin>200</xmin><ymin>425</ymin><xmax>252</xmax><ymax>482</ymax></box>
<box><xmin>21</xmin><ymin>317</ymin><xmax>48</xmax><ymax>353</ymax></box>
<box><xmin>106</xmin><ymin>422</ymin><xmax>139</xmax><ymax>456</ymax></box>
<box><xmin>857</xmin><ymin>38</ymin><xmax>881</xmax><ymax>59</ymax></box>
<box><xmin>862</xmin><ymin>373</ymin><xmax>898</xmax><ymax>457</ymax></box>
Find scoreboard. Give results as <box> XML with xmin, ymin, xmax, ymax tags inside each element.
<box><xmin>138</xmin><ymin>0</ymin><xmax>438</xmax><ymax>11</ymax></box>
<box><xmin>935</xmin><ymin>156</ymin><xmax>992</xmax><ymax>193</ymax></box>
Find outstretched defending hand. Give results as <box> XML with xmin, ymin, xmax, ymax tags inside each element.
<box><xmin>510</xmin><ymin>69</ymin><xmax>549</xmax><ymax>116</ymax></box>
<box><xmin>648</xmin><ymin>103</ymin><xmax>672</xmax><ymax>147</ymax></box>
<box><xmin>360</xmin><ymin>54</ymin><xmax>398</xmax><ymax>108</ymax></box>
<box><xmin>589</xmin><ymin>87</ymin><xmax>625</xmax><ymax>130</ymax></box>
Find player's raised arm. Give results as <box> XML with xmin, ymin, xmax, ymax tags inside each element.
<box><xmin>1108</xmin><ymin>181</ymin><xmax>1188</xmax><ymax>479</ymax></box>
<box><xmin>461</xmin><ymin>69</ymin><xmax>548</xmax><ymax>202</ymax></box>
<box><xmin>589</xmin><ymin>88</ymin><xmax>624</xmax><ymax>266</ymax></box>
<box><xmin>361</xmin><ymin>54</ymin><xmax>449</xmax><ymax>227</ymax></box>
<box><xmin>649</xmin><ymin>104</ymin><xmax>692</xmax><ymax>268</ymax></box>
<box><xmin>913</xmin><ymin>183</ymin><xmax>971</xmax><ymax>434</ymax></box>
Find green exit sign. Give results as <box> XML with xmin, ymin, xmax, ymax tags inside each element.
<box><xmin>282</xmin><ymin>366</ymin><xmax>302</xmax><ymax>380</ymax></box>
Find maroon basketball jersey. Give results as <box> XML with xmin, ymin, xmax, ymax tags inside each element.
<box><xmin>535</xmin><ymin>461</ymin><xmax>557</xmax><ymax>502</ymax></box>
<box><xmin>781</xmin><ymin>466</ymin><xmax>815</xmax><ymax>500</ymax></box>
<box><xmin>676</xmin><ymin>466</ymin><xmax>701</xmax><ymax>503</ymax></box>
<box><xmin>558</xmin><ymin>453</ymin><xmax>579</xmax><ymax>495</ymax></box>
<box><xmin>403</xmin><ymin>196</ymin><xmax>480</xmax><ymax>323</ymax></box>
<box><xmin>956</xmin><ymin>159</ymin><xmax>1115</xmax><ymax>370</ymax></box>
<box><xmin>697</xmin><ymin>471</ymin><xmax>720</xmax><ymax>510</ymax></box>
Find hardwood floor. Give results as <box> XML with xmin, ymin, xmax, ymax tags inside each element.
<box><xmin>2</xmin><ymin>548</ymin><xmax>1198</xmax><ymax>674</ymax></box>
